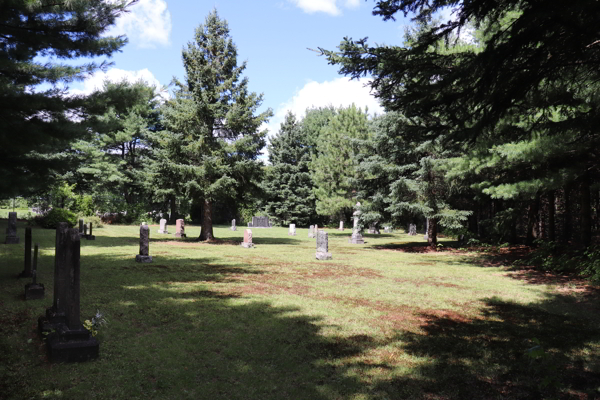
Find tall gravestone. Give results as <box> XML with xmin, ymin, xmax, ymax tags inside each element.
<box><xmin>288</xmin><ymin>224</ymin><xmax>296</xmax><ymax>236</ymax></box>
<box><xmin>25</xmin><ymin>244</ymin><xmax>45</xmax><ymax>300</ymax></box>
<box><xmin>158</xmin><ymin>218</ymin><xmax>168</xmax><ymax>234</ymax></box>
<box><xmin>86</xmin><ymin>223</ymin><xmax>95</xmax><ymax>240</ymax></box>
<box><xmin>408</xmin><ymin>224</ymin><xmax>417</xmax><ymax>236</ymax></box>
<box><xmin>5</xmin><ymin>211</ymin><xmax>19</xmax><ymax>244</ymax></box>
<box><xmin>308</xmin><ymin>225</ymin><xmax>315</xmax><ymax>238</ymax></box>
<box><xmin>231</xmin><ymin>219</ymin><xmax>236</xmax><ymax>231</ymax></box>
<box><xmin>41</xmin><ymin>223</ymin><xmax>99</xmax><ymax>362</ymax></box>
<box><xmin>19</xmin><ymin>227</ymin><xmax>33</xmax><ymax>278</ymax></box>
<box><xmin>348</xmin><ymin>202</ymin><xmax>365</xmax><ymax>244</ymax></box>
<box><xmin>316</xmin><ymin>230</ymin><xmax>332</xmax><ymax>260</ymax></box>
<box><xmin>175</xmin><ymin>219</ymin><xmax>186</xmax><ymax>238</ymax></box>
<box><xmin>135</xmin><ymin>224</ymin><xmax>153</xmax><ymax>263</ymax></box>
<box><xmin>241</xmin><ymin>229</ymin><xmax>253</xmax><ymax>248</ymax></box>
<box><xmin>338</xmin><ymin>221</ymin><xmax>344</xmax><ymax>231</ymax></box>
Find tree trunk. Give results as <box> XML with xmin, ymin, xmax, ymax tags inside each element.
<box><xmin>427</xmin><ymin>217</ymin><xmax>438</xmax><ymax>249</ymax></box>
<box><xmin>199</xmin><ymin>199</ymin><xmax>214</xmax><ymax>241</ymax></box>
<box><xmin>580</xmin><ymin>173</ymin><xmax>592</xmax><ymax>247</ymax></box>
<box><xmin>526</xmin><ymin>196</ymin><xmax>540</xmax><ymax>245</ymax></box>
<box><xmin>548</xmin><ymin>191</ymin><xmax>556</xmax><ymax>241</ymax></box>
<box><xmin>169</xmin><ymin>196</ymin><xmax>178</xmax><ymax>224</ymax></box>
<box><xmin>564</xmin><ymin>185</ymin><xmax>572</xmax><ymax>243</ymax></box>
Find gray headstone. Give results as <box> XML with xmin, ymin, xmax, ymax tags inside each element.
<box><xmin>316</xmin><ymin>230</ymin><xmax>332</xmax><ymax>260</ymax></box>
<box><xmin>136</xmin><ymin>224</ymin><xmax>152</xmax><ymax>263</ymax></box>
<box><xmin>5</xmin><ymin>211</ymin><xmax>19</xmax><ymax>244</ymax></box>
<box><xmin>424</xmin><ymin>218</ymin><xmax>429</xmax><ymax>241</ymax></box>
<box><xmin>231</xmin><ymin>219</ymin><xmax>237</xmax><ymax>231</ymax></box>
<box><xmin>251</xmin><ymin>216</ymin><xmax>271</xmax><ymax>228</ymax></box>
<box><xmin>338</xmin><ymin>221</ymin><xmax>344</xmax><ymax>231</ymax></box>
<box><xmin>308</xmin><ymin>225</ymin><xmax>315</xmax><ymax>238</ymax></box>
<box><xmin>25</xmin><ymin>243</ymin><xmax>45</xmax><ymax>300</ymax></box>
<box><xmin>408</xmin><ymin>224</ymin><xmax>417</xmax><ymax>236</ymax></box>
<box><xmin>288</xmin><ymin>224</ymin><xmax>296</xmax><ymax>236</ymax></box>
<box><xmin>241</xmin><ymin>229</ymin><xmax>253</xmax><ymax>248</ymax></box>
<box><xmin>158</xmin><ymin>218</ymin><xmax>168</xmax><ymax>234</ymax></box>
<box><xmin>349</xmin><ymin>202</ymin><xmax>365</xmax><ymax>244</ymax></box>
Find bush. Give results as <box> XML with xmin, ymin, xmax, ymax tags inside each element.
<box><xmin>78</xmin><ymin>214</ymin><xmax>104</xmax><ymax>229</ymax></box>
<box><xmin>38</xmin><ymin>208</ymin><xmax>77</xmax><ymax>229</ymax></box>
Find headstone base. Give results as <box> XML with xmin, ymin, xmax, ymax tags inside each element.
<box><xmin>158</xmin><ymin>229</ymin><xmax>168</xmax><ymax>234</ymax></box>
<box><xmin>348</xmin><ymin>234</ymin><xmax>365</xmax><ymax>244</ymax></box>
<box><xmin>25</xmin><ymin>283</ymin><xmax>45</xmax><ymax>300</ymax></box>
<box><xmin>86</xmin><ymin>235</ymin><xmax>96</xmax><ymax>241</ymax></box>
<box><xmin>135</xmin><ymin>255</ymin><xmax>153</xmax><ymax>263</ymax></box>
<box><xmin>47</xmin><ymin>326</ymin><xmax>99</xmax><ymax>363</ymax></box>
<box><xmin>38</xmin><ymin>308</ymin><xmax>67</xmax><ymax>335</ymax></box>
<box><xmin>288</xmin><ymin>233</ymin><xmax>296</xmax><ymax>236</ymax></box>
<box><xmin>241</xmin><ymin>242</ymin><xmax>253</xmax><ymax>248</ymax></box>
<box><xmin>316</xmin><ymin>252</ymin><xmax>332</xmax><ymax>260</ymax></box>
<box><xmin>174</xmin><ymin>233</ymin><xmax>186</xmax><ymax>238</ymax></box>
<box><xmin>231</xmin><ymin>227</ymin><xmax>236</xmax><ymax>231</ymax></box>
<box><xmin>5</xmin><ymin>236</ymin><xmax>19</xmax><ymax>244</ymax></box>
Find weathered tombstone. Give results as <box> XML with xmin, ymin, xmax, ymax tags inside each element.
<box><xmin>42</xmin><ymin>225</ymin><xmax>99</xmax><ymax>362</ymax></box>
<box><xmin>348</xmin><ymin>202</ymin><xmax>365</xmax><ymax>244</ymax></box>
<box><xmin>408</xmin><ymin>224</ymin><xmax>417</xmax><ymax>236</ymax></box>
<box><xmin>83</xmin><ymin>223</ymin><xmax>88</xmax><ymax>237</ymax></box>
<box><xmin>247</xmin><ymin>222</ymin><xmax>252</xmax><ymax>228</ymax></box>
<box><xmin>338</xmin><ymin>221</ymin><xmax>344</xmax><ymax>231</ymax></box>
<box><xmin>251</xmin><ymin>216</ymin><xmax>271</xmax><ymax>228</ymax></box>
<box><xmin>5</xmin><ymin>211</ymin><xmax>19</xmax><ymax>244</ymax></box>
<box><xmin>158</xmin><ymin>218</ymin><xmax>168</xmax><ymax>234</ymax></box>
<box><xmin>25</xmin><ymin>244</ymin><xmax>45</xmax><ymax>300</ymax></box>
<box><xmin>78</xmin><ymin>219</ymin><xmax>84</xmax><ymax>235</ymax></box>
<box><xmin>175</xmin><ymin>219</ymin><xmax>186</xmax><ymax>238</ymax></box>
<box><xmin>424</xmin><ymin>218</ymin><xmax>429</xmax><ymax>241</ymax></box>
<box><xmin>231</xmin><ymin>219</ymin><xmax>237</xmax><ymax>231</ymax></box>
<box><xmin>368</xmin><ymin>224</ymin><xmax>380</xmax><ymax>235</ymax></box>
<box><xmin>241</xmin><ymin>229</ymin><xmax>253</xmax><ymax>248</ymax></box>
<box><xmin>135</xmin><ymin>224</ymin><xmax>153</xmax><ymax>263</ymax></box>
<box><xmin>86</xmin><ymin>223</ymin><xmax>95</xmax><ymax>240</ymax></box>
<box><xmin>288</xmin><ymin>224</ymin><xmax>296</xmax><ymax>236</ymax></box>
<box><xmin>316</xmin><ymin>230</ymin><xmax>332</xmax><ymax>260</ymax></box>
<box><xmin>19</xmin><ymin>227</ymin><xmax>33</xmax><ymax>278</ymax></box>
<box><xmin>308</xmin><ymin>225</ymin><xmax>315</xmax><ymax>238</ymax></box>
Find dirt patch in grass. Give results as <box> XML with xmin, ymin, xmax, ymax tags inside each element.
<box><xmin>294</xmin><ymin>265</ymin><xmax>384</xmax><ymax>280</ymax></box>
<box><xmin>163</xmin><ymin>238</ymin><xmax>240</xmax><ymax>247</ymax></box>
<box><xmin>394</xmin><ymin>278</ymin><xmax>462</xmax><ymax>289</ymax></box>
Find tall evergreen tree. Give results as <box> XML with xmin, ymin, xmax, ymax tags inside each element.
<box><xmin>158</xmin><ymin>10</ymin><xmax>272</xmax><ymax>241</ymax></box>
<box><xmin>0</xmin><ymin>0</ymin><xmax>132</xmax><ymax>197</ymax></box>
<box><xmin>263</xmin><ymin>112</ymin><xmax>317</xmax><ymax>226</ymax></box>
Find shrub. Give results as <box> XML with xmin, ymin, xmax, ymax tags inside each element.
<box><xmin>78</xmin><ymin>214</ymin><xmax>104</xmax><ymax>229</ymax></box>
<box><xmin>39</xmin><ymin>208</ymin><xmax>77</xmax><ymax>229</ymax></box>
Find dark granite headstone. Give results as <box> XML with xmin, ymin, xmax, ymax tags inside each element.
<box><xmin>25</xmin><ymin>244</ymin><xmax>45</xmax><ymax>300</ymax></box>
<box><xmin>251</xmin><ymin>216</ymin><xmax>271</xmax><ymax>228</ymax></box>
<box><xmin>86</xmin><ymin>223</ymin><xmax>95</xmax><ymax>240</ymax></box>
<box><xmin>5</xmin><ymin>211</ymin><xmax>19</xmax><ymax>244</ymax></box>
<box><xmin>78</xmin><ymin>219</ymin><xmax>84</xmax><ymax>235</ymax></box>
<box><xmin>316</xmin><ymin>230</ymin><xmax>332</xmax><ymax>260</ymax></box>
<box><xmin>135</xmin><ymin>224</ymin><xmax>152</xmax><ymax>263</ymax></box>
<box><xmin>19</xmin><ymin>227</ymin><xmax>33</xmax><ymax>278</ymax></box>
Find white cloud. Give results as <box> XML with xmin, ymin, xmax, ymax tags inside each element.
<box><xmin>289</xmin><ymin>0</ymin><xmax>360</xmax><ymax>16</ymax></box>
<box><xmin>107</xmin><ymin>0</ymin><xmax>172</xmax><ymax>48</ymax></box>
<box><xmin>70</xmin><ymin>68</ymin><xmax>168</xmax><ymax>100</ymax></box>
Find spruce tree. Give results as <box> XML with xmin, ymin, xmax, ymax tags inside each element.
<box><xmin>159</xmin><ymin>10</ymin><xmax>272</xmax><ymax>240</ymax></box>
<box><xmin>0</xmin><ymin>0</ymin><xmax>131</xmax><ymax>197</ymax></box>
<box><xmin>263</xmin><ymin>112</ymin><xmax>317</xmax><ymax>226</ymax></box>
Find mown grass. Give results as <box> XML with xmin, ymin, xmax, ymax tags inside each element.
<box><xmin>1</xmin><ymin>221</ymin><xmax>599</xmax><ymax>399</ymax></box>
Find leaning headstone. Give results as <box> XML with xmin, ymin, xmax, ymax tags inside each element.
<box><xmin>251</xmin><ymin>216</ymin><xmax>271</xmax><ymax>228</ymax></box>
<box><xmin>231</xmin><ymin>219</ymin><xmax>237</xmax><ymax>231</ymax></box>
<box><xmin>158</xmin><ymin>218</ymin><xmax>168</xmax><ymax>234</ymax></box>
<box><xmin>135</xmin><ymin>224</ymin><xmax>153</xmax><ymax>263</ymax></box>
<box><xmin>41</xmin><ymin>224</ymin><xmax>99</xmax><ymax>362</ymax></box>
<box><xmin>241</xmin><ymin>229</ymin><xmax>253</xmax><ymax>248</ymax></box>
<box><xmin>175</xmin><ymin>219</ymin><xmax>186</xmax><ymax>238</ymax></box>
<box><xmin>408</xmin><ymin>224</ymin><xmax>417</xmax><ymax>236</ymax></box>
<box><xmin>288</xmin><ymin>224</ymin><xmax>296</xmax><ymax>236</ymax></box>
<box><xmin>348</xmin><ymin>202</ymin><xmax>365</xmax><ymax>244</ymax></box>
<box><xmin>338</xmin><ymin>221</ymin><xmax>344</xmax><ymax>231</ymax></box>
<box><xmin>316</xmin><ymin>230</ymin><xmax>332</xmax><ymax>260</ymax></box>
<box><xmin>19</xmin><ymin>227</ymin><xmax>33</xmax><ymax>278</ymax></box>
<box><xmin>308</xmin><ymin>225</ymin><xmax>315</xmax><ymax>238</ymax></box>
<box><xmin>5</xmin><ymin>211</ymin><xmax>19</xmax><ymax>244</ymax></box>
<box><xmin>25</xmin><ymin>244</ymin><xmax>45</xmax><ymax>300</ymax></box>
<box><xmin>86</xmin><ymin>223</ymin><xmax>95</xmax><ymax>240</ymax></box>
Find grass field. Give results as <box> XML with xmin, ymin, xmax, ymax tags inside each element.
<box><xmin>1</xmin><ymin>221</ymin><xmax>599</xmax><ymax>399</ymax></box>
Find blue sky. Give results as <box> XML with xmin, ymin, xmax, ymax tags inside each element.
<box><xmin>70</xmin><ymin>0</ymin><xmax>418</xmax><ymax>139</ymax></box>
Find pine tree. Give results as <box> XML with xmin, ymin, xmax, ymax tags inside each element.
<box><xmin>263</xmin><ymin>112</ymin><xmax>317</xmax><ymax>226</ymax></box>
<box><xmin>0</xmin><ymin>0</ymin><xmax>131</xmax><ymax>197</ymax></box>
<box><xmin>158</xmin><ymin>10</ymin><xmax>272</xmax><ymax>240</ymax></box>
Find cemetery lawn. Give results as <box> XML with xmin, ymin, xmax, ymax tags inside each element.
<box><xmin>1</xmin><ymin>223</ymin><xmax>600</xmax><ymax>400</ymax></box>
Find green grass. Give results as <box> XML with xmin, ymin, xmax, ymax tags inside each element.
<box><xmin>1</xmin><ymin>221</ymin><xmax>600</xmax><ymax>399</ymax></box>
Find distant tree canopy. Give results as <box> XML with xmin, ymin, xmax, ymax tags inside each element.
<box><xmin>0</xmin><ymin>0</ymin><xmax>132</xmax><ymax>198</ymax></box>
